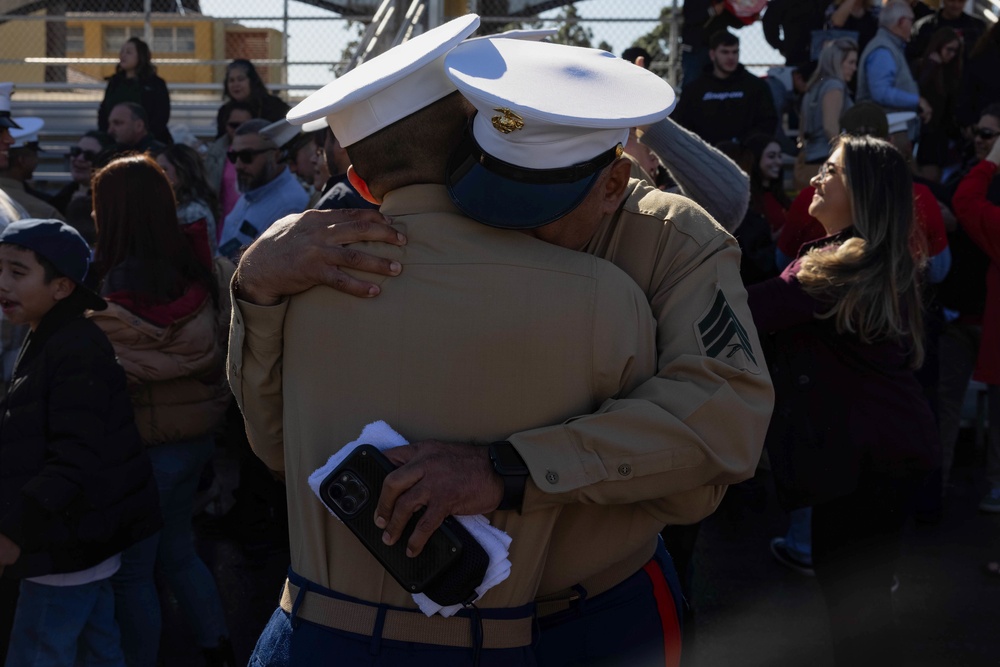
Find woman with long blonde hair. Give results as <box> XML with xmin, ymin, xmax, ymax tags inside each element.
<box><xmin>795</xmin><ymin>37</ymin><xmax>858</xmax><ymax>189</ymax></box>
<box><xmin>749</xmin><ymin>134</ymin><xmax>938</xmax><ymax>666</ymax></box>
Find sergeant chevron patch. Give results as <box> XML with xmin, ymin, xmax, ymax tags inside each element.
<box><xmin>695</xmin><ymin>289</ymin><xmax>759</xmax><ymax>373</ymax></box>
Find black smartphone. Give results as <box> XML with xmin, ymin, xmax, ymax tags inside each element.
<box><xmin>318</xmin><ymin>444</ymin><xmax>485</xmax><ymax>602</ymax></box>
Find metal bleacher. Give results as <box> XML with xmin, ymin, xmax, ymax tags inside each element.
<box><xmin>10</xmin><ymin>0</ymin><xmax>424</xmax><ymax>192</ymax></box>
<box><xmin>10</xmin><ymin>92</ymin><xmax>224</xmax><ymax>189</ymax></box>
<box><xmin>12</xmin><ymin>0</ymin><xmax>428</xmax><ymax>192</ymax></box>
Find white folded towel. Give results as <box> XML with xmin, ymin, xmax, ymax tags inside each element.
<box><xmin>307</xmin><ymin>420</ymin><xmax>512</xmax><ymax>617</ymax></box>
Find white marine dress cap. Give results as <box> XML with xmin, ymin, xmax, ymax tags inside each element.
<box><xmin>260</xmin><ymin>118</ymin><xmax>302</xmax><ymax>150</ymax></box>
<box><xmin>293</xmin><ymin>23</ymin><xmax>553</xmax><ymax>136</ymax></box>
<box><xmin>443</xmin><ymin>38</ymin><xmax>676</xmax><ymax>229</ymax></box>
<box><xmin>286</xmin><ymin>14</ymin><xmax>480</xmax><ymax>147</ymax></box>
<box><xmin>9</xmin><ymin>117</ymin><xmax>44</xmax><ymax>147</ymax></box>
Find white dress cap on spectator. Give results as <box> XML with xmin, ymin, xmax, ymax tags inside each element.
<box><xmin>260</xmin><ymin>118</ymin><xmax>301</xmax><ymax>150</ymax></box>
<box><xmin>443</xmin><ymin>38</ymin><xmax>676</xmax><ymax>229</ymax></box>
<box><xmin>286</xmin><ymin>14</ymin><xmax>480</xmax><ymax>147</ymax></box>
<box><xmin>0</xmin><ymin>82</ymin><xmax>22</xmax><ymax>130</ymax></box>
<box><xmin>9</xmin><ymin>117</ymin><xmax>44</xmax><ymax>147</ymax></box>
<box><xmin>301</xmin><ymin>117</ymin><xmax>328</xmax><ymax>133</ymax></box>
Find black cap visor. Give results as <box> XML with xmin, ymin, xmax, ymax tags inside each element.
<box><xmin>0</xmin><ymin>112</ymin><xmax>22</xmax><ymax>130</ymax></box>
<box><xmin>446</xmin><ymin>130</ymin><xmax>619</xmax><ymax>230</ymax></box>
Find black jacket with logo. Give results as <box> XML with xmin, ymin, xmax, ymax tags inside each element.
<box><xmin>673</xmin><ymin>65</ymin><xmax>779</xmax><ymax>147</ymax></box>
<box><xmin>0</xmin><ymin>293</ymin><xmax>161</xmax><ymax>579</ymax></box>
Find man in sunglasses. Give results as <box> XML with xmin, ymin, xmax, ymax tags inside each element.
<box><xmin>217</xmin><ymin>118</ymin><xmax>308</xmax><ymax>260</ymax></box>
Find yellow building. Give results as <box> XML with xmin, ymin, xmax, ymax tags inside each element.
<box><xmin>0</xmin><ymin>11</ymin><xmax>285</xmax><ymax>88</ymax></box>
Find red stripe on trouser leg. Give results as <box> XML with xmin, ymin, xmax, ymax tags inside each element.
<box><xmin>642</xmin><ymin>559</ymin><xmax>682</xmax><ymax>667</ymax></box>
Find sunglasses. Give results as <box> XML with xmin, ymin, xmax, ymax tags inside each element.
<box><xmin>68</xmin><ymin>146</ymin><xmax>99</xmax><ymax>161</ymax></box>
<box><xmin>974</xmin><ymin>127</ymin><xmax>1000</xmax><ymax>140</ymax></box>
<box><xmin>227</xmin><ymin>147</ymin><xmax>272</xmax><ymax>164</ymax></box>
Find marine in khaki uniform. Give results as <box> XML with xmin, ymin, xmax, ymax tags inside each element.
<box><xmin>0</xmin><ymin>118</ymin><xmax>64</xmax><ymax>222</ymax></box>
<box><xmin>441</xmin><ymin>38</ymin><xmax>772</xmax><ymax>665</ymax></box>
<box><xmin>231</xmin><ymin>24</ymin><xmax>773</xmax><ymax>667</ymax></box>
<box><xmin>229</xmin><ymin>16</ymin><xmax>693</xmax><ymax>666</ymax></box>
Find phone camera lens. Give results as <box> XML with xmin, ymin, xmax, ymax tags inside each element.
<box><xmin>340</xmin><ymin>496</ymin><xmax>357</xmax><ymax>513</ymax></box>
<box><xmin>329</xmin><ymin>483</ymin><xmax>345</xmax><ymax>500</ymax></box>
<box><xmin>345</xmin><ymin>479</ymin><xmax>361</xmax><ymax>496</ymax></box>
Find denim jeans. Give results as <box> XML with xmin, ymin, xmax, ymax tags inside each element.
<box><xmin>112</xmin><ymin>436</ymin><xmax>229</xmax><ymax>667</ymax></box>
<box><xmin>5</xmin><ymin>578</ymin><xmax>124</xmax><ymax>667</ymax></box>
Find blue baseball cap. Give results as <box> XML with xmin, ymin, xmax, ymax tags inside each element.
<box><xmin>0</xmin><ymin>218</ymin><xmax>107</xmax><ymax>311</ymax></box>
<box><xmin>443</xmin><ymin>38</ymin><xmax>676</xmax><ymax>229</ymax></box>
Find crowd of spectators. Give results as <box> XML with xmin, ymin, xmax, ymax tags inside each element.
<box><xmin>0</xmin><ymin>3</ymin><xmax>999</xmax><ymax>663</ymax></box>
<box><xmin>675</xmin><ymin>0</ymin><xmax>1000</xmax><ymax>603</ymax></box>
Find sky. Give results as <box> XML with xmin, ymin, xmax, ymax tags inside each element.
<box><xmin>199</xmin><ymin>0</ymin><xmax>784</xmax><ymax>90</ymax></box>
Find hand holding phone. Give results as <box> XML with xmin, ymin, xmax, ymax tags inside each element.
<box><xmin>319</xmin><ymin>445</ymin><xmax>488</xmax><ymax>606</ymax></box>
<box><xmin>376</xmin><ymin>439</ymin><xmax>505</xmax><ymax>557</ymax></box>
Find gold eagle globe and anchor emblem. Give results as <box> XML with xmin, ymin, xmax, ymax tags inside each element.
<box><xmin>491</xmin><ymin>107</ymin><xmax>525</xmax><ymax>134</ymax></box>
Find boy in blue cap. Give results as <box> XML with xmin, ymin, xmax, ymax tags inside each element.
<box><xmin>0</xmin><ymin>219</ymin><xmax>160</xmax><ymax>665</ymax></box>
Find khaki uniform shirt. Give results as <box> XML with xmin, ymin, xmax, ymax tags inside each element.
<box><xmin>523</xmin><ymin>180</ymin><xmax>774</xmax><ymax>596</ymax></box>
<box><xmin>0</xmin><ymin>178</ymin><xmax>64</xmax><ymax>222</ymax></box>
<box><xmin>228</xmin><ymin>184</ymin><xmax>657</xmax><ymax>609</ymax></box>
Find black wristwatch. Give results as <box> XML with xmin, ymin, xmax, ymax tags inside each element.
<box><xmin>488</xmin><ymin>441</ymin><xmax>529</xmax><ymax>513</ymax></box>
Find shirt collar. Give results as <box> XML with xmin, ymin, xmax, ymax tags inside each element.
<box><xmin>245</xmin><ymin>166</ymin><xmax>294</xmax><ymax>202</ymax></box>
<box><xmin>379</xmin><ymin>184</ymin><xmax>463</xmax><ymax>218</ymax></box>
<box><xmin>880</xmin><ymin>27</ymin><xmax>907</xmax><ymax>49</ymax></box>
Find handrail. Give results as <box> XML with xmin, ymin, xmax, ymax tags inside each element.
<box><xmin>0</xmin><ymin>12</ymin><xmax>373</xmax><ymax>22</ymax></box>
<box><xmin>342</xmin><ymin>0</ymin><xmax>394</xmax><ymax>72</ymax></box>
<box><xmin>392</xmin><ymin>0</ymin><xmax>426</xmax><ymax>47</ymax></box>
<box><xmin>6</xmin><ymin>82</ymin><xmax>325</xmax><ymax>93</ymax></box>
<box><xmin>357</xmin><ymin>4</ymin><xmax>396</xmax><ymax>67</ymax></box>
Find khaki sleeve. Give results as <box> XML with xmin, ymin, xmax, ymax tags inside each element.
<box><xmin>515</xmin><ymin>221</ymin><xmax>774</xmax><ymax>524</ymax></box>
<box><xmin>227</xmin><ymin>289</ymin><xmax>288</xmax><ymax>473</ymax></box>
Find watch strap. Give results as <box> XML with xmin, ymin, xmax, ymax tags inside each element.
<box><xmin>489</xmin><ymin>441</ymin><xmax>528</xmax><ymax>513</ymax></box>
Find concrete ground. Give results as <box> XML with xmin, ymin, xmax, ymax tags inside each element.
<box><xmin>163</xmin><ymin>431</ymin><xmax>1000</xmax><ymax>666</ymax></box>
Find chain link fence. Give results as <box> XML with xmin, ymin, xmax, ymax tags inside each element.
<box><xmin>1</xmin><ymin>0</ymin><xmax>794</xmax><ymax>180</ymax></box>
<box><xmin>0</xmin><ymin>0</ymin><xmax>793</xmax><ymax>99</ymax></box>
<box><xmin>0</xmin><ymin>0</ymin><xmax>368</xmax><ymax>103</ymax></box>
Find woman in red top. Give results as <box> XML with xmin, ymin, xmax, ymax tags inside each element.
<box><xmin>746</xmin><ymin>133</ymin><xmax>790</xmax><ymax>239</ymax></box>
<box><xmin>952</xmin><ymin>132</ymin><xmax>1000</xmax><ymax>519</ymax></box>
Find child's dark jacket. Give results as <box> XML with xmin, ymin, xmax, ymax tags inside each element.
<box><xmin>0</xmin><ymin>294</ymin><xmax>161</xmax><ymax>579</ymax></box>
